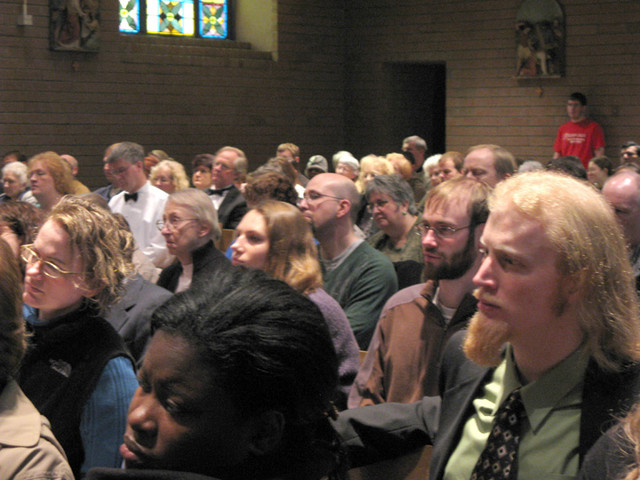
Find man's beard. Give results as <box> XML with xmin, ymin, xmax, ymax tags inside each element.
<box><xmin>463</xmin><ymin>310</ymin><xmax>511</xmax><ymax>367</ymax></box>
<box><xmin>423</xmin><ymin>228</ymin><xmax>477</xmax><ymax>281</ymax></box>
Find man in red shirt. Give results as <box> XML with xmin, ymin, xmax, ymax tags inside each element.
<box><xmin>553</xmin><ymin>92</ymin><xmax>605</xmax><ymax>168</ymax></box>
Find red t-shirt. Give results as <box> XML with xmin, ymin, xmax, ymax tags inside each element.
<box><xmin>553</xmin><ymin>119</ymin><xmax>605</xmax><ymax>168</ymax></box>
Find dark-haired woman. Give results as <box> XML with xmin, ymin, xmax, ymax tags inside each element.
<box><xmin>89</xmin><ymin>268</ymin><xmax>346</xmax><ymax>480</ymax></box>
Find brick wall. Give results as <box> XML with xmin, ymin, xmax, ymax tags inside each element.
<box><xmin>0</xmin><ymin>0</ymin><xmax>346</xmax><ymax>188</ymax></box>
<box><xmin>344</xmin><ymin>0</ymin><xmax>640</xmax><ymax>164</ymax></box>
<box><xmin>2</xmin><ymin>0</ymin><xmax>639</xmax><ymax>188</ymax></box>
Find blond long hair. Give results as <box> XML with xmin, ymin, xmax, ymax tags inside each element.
<box><xmin>491</xmin><ymin>171</ymin><xmax>640</xmax><ymax>372</ymax></box>
<box><xmin>253</xmin><ymin>201</ymin><xmax>322</xmax><ymax>295</ymax></box>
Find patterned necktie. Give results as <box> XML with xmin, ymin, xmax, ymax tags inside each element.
<box><xmin>470</xmin><ymin>388</ymin><xmax>525</xmax><ymax>480</ymax></box>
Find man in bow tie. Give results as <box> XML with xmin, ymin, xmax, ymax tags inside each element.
<box><xmin>208</xmin><ymin>146</ymin><xmax>248</xmax><ymax>229</ymax></box>
<box><xmin>107</xmin><ymin>142</ymin><xmax>170</xmax><ymax>268</ymax></box>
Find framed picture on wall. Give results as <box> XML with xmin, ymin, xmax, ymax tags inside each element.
<box><xmin>515</xmin><ymin>0</ymin><xmax>564</xmax><ymax>77</ymax></box>
<box><xmin>50</xmin><ymin>0</ymin><xmax>101</xmax><ymax>52</ymax></box>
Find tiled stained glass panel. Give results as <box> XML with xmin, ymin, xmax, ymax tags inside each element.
<box><xmin>200</xmin><ymin>0</ymin><xmax>228</xmax><ymax>39</ymax></box>
<box><xmin>119</xmin><ymin>0</ymin><xmax>141</xmax><ymax>33</ymax></box>
<box><xmin>147</xmin><ymin>0</ymin><xmax>195</xmax><ymax>36</ymax></box>
<box><xmin>119</xmin><ymin>0</ymin><xmax>228</xmax><ymax>38</ymax></box>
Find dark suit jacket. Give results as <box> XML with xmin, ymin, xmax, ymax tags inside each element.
<box><xmin>336</xmin><ymin>331</ymin><xmax>640</xmax><ymax>480</ymax></box>
<box><xmin>105</xmin><ymin>273</ymin><xmax>173</xmax><ymax>365</ymax></box>
<box><xmin>157</xmin><ymin>240</ymin><xmax>232</xmax><ymax>293</ymax></box>
<box><xmin>215</xmin><ymin>185</ymin><xmax>247</xmax><ymax>229</ymax></box>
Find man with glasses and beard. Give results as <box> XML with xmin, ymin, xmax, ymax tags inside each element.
<box><xmin>349</xmin><ymin>177</ymin><xmax>491</xmax><ymax>407</ymax></box>
<box><xmin>335</xmin><ymin>171</ymin><xmax>640</xmax><ymax>480</ymax></box>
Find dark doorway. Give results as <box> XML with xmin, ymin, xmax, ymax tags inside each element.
<box><xmin>385</xmin><ymin>62</ymin><xmax>446</xmax><ymax>157</ymax></box>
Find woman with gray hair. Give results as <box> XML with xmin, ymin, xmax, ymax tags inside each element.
<box><xmin>157</xmin><ymin>188</ymin><xmax>232</xmax><ymax>292</ymax></box>
<box><xmin>366</xmin><ymin>174</ymin><xmax>423</xmax><ymax>264</ymax></box>
<box><xmin>1</xmin><ymin>161</ymin><xmax>37</xmax><ymax>205</ymax></box>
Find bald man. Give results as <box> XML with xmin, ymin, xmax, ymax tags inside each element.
<box><xmin>300</xmin><ymin>173</ymin><xmax>398</xmax><ymax>348</ymax></box>
<box><xmin>60</xmin><ymin>154</ymin><xmax>90</xmax><ymax>194</ymax></box>
<box><xmin>603</xmin><ymin>170</ymin><xmax>640</xmax><ymax>288</ymax></box>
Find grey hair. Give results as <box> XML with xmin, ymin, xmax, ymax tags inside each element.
<box><xmin>106</xmin><ymin>141</ymin><xmax>145</xmax><ymax>165</ymax></box>
<box><xmin>167</xmin><ymin>188</ymin><xmax>221</xmax><ymax>242</ymax></box>
<box><xmin>365</xmin><ymin>174</ymin><xmax>417</xmax><ymax>215</ymax></box>
<box><xmin>2</xmin><ymin>161</ymin><xmax>28</xmax><ymax>186</ymax></box>
<box><xmin>402</xmin><ymin>135</ymin><xmax>428</xmax><ymax>151</ymax></box>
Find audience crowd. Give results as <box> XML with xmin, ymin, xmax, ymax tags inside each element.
<box><xmin>4</xmin><ymin>90</ymin><xmax>640</xmax><ymax>480</ymax></box>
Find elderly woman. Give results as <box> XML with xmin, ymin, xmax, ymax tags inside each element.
<box><xmin>365</xmin><ymin>174</ymin><xmax>423</xmax><ymax>264</ymax></box>
<box><xmin>92</xmin><ymin>267</ymin><xmax>346</xmax><ymax>480</ymax></box>
<box><xmin>149</xmin><ymin>159</ymin><xmax>190</xmax><ymax>194</ymax></box>
<box><xmin>335</xmin><ymin>152</ymin><xmax>360</xmax><ymax>182</ymax></box>
<box><xmin>232</xmin><ymin>201</ymin><xmax>360</xmax><ymax>408</ymax></box>
<box><xmin>1</xmin><ymin>161</ymin><xmax>37</xmax><ymax>205</ymax></box>
<box><xmin>157</xmin><ymin>188</ymin><xmax>231</xmax><ymax>293</ymax></box>
<box><xmin>18</xmin><ymin>196</ymin><xmax>138</xmax><ymax>478</ymax></box>
<box><xmin>27</xmin><ymin>152</ymin><xmax>75</xmax><ymax>213</ymax></box>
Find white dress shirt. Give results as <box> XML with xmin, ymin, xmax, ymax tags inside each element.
<box><xmin>109</xmin><ymin>182</ymin><xmax>171</xmax><ymax>267</ymax></box>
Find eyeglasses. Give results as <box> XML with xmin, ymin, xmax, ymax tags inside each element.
<box><xmin>156</xmin><ymin>218</ymin><xmax>198</xmax><ymax>231</ymax></box>
<box><xmin>303</xmin><ymin>191</ymin><xmax>343</xmax><ymax>203</ymax></box>
<box><xmin>20</xmin><ymin>244</ymin><xmax>83</xmax><ymax>279</ymax></box>
<box><xmin>367</xmin><ymin>199</ymin><xmax>391</xmax><ymax>211</ymax></box>
<box><xmin>416</xmin><ymin>222</ymin><xmax>471</xmax><ymax>238</ymax></box>
<box><xmin>213</xmin><ymin>161</ymin><xmax>232</xmax><ymax>171</ymax></box>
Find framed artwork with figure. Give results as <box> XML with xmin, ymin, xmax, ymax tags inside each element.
<box><xmin>516</xmin><ymin>0</ymin><xmax>564</xmax><ymax>78</ymax></box>
<box><xmin>50</xmin><ymin>0</ymin><xmax>101</xmax><ymax>52</ymax></box>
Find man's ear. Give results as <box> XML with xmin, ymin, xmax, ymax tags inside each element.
<box><xmin>335</xmin><ymin>199</ymin><xmax>352</xmax><ymax>220</ymax></box>
<box><xmin>246</xmin><ymin>410</ymin><xmax>285</xmax><ymax>457</ymax></box>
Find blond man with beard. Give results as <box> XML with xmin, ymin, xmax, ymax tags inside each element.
<box><xmin>336</xmin><ymin>171</ymin><xmax>640</xmax><ymax>480</ymax></box>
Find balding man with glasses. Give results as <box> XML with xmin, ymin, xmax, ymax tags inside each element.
<box><xmin>349</xmin><ymin>177</ymin><xmax>490</xmax><ymax>407</ymax></box>
<box><xmin>300</xmin><ymin>173</ymin><xmax>397</xmax><ymax>349</ymax></box>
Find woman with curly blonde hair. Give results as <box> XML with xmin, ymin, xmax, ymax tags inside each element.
<box><xmin>231</xmin><ymin>201</ymin><xmax>359</xmax><ymax>408</ymax></box>
<box><xmin>149</xmin><ymin>159</ymin><xmax>190</xmax><ymax>194</ymax></box>
<box><xmin>18</xmin><ymin>196</ymin><xmax>138</xmax><ymax>478</ymax></box>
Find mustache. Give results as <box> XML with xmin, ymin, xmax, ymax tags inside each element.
<box><xmin>473</xmin><ymin>288</ymin><xmax>500</xmax><ymax>307</ymax></box>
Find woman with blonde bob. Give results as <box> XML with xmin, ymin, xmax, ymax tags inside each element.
<box><xmin>27</xmin><ymin>152</ymin><xmax>76</xmax><ymax>213</ymax></box>
<box><xmin>231</xmin><ymin>201</ymin><xmax>359</xmax><ymax>408</ymax></box>
<box><xmin>149</xmin><ymin>159</ymin><xmax>190</xmax><ymax>194</ymax></box>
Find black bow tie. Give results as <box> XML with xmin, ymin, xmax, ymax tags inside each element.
<box><xmin>207</xmin><ymin>185</ymin><xmax>233</xmax><ymax>196</ymax></box>
<box><xmin>124</xmin><ymin>192</ymin><xmax>138</xmax><ymax>202</ymax></box>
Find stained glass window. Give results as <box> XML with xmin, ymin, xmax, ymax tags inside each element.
<box><xmin>119</xmin><ymin>0</ymin><xmax>229</xmax><ymax>39</ymax></box>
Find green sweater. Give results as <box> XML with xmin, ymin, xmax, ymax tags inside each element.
<box><xmin>323</xmin><ymin>242</ymin><xmax>398</xmax><ymax>349</ymax></box>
